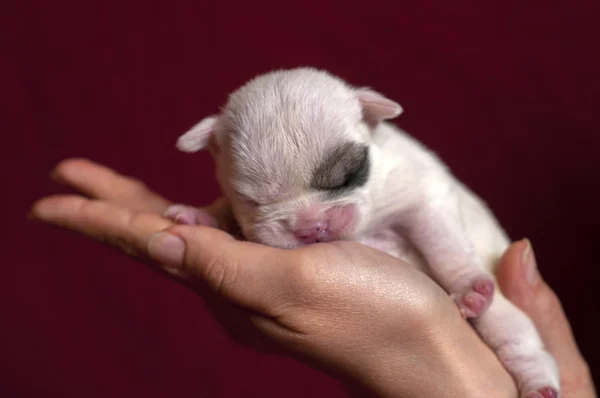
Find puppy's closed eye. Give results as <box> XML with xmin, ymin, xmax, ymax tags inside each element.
<box><xmin>240</xmin><ymin>196</ymin><xmax>260</xmax><ymax>207</ymax></box>
<box><xmin>311</xmin><ymin>142</ymin><xmax>370</xmax><ymax>194</ymax></box>
<box><xmin>232</xmin><ymin>190</ymin><xmax>260</xmax><ymax>207</ymax></box>
<box><xmin>329</xmin><ymin>160</ymin><xmax>369</xmax><ymax>190</ymax></box>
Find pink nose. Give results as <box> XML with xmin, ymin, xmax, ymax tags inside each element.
<box><xmin>294</xmin><ymin>220</ymin><xmax>330</xmax><ymax>244</ymax></box>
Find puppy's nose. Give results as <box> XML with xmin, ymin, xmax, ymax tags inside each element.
<box><xmin>294</xmin><ymin>220</ymin><xmax>330</xmax><ymax>244</ymax></box>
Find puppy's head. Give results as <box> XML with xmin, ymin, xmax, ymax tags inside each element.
<box><xmin>176</xmin><ymin>67</ymin><xmax>402</xmax><ymax>248</ymax></box>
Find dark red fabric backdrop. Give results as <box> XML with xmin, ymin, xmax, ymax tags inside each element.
<box><xmin>3</xmin><ymin>1</ymin><xmax>599</xmax><ymax>396</ymax></box>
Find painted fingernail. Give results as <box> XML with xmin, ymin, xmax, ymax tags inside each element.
<box><xmin>521</xmin><ymin>238</ymin><xmax>540</xmax><ymax>287</ymax></box>
<box><xmin>148</xmin><ymin>232</ymin><xmax>185</xmax><ymax>267</ymax></box>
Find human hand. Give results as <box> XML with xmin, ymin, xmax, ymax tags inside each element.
<box><xmin>28</xmin><ymin>158</ymin><xmax>594</xmax><ymax>397</ymax></box>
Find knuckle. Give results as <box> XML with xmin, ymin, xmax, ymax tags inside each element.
<box><xmin>114</xmin><ymin>211</ymin><xmax>140</xmax><ymax>256</ymax></box>
<box><xmin>201</xmin><ymin>251</ymin><xmax>234</xmax><ymax>295</ymax></box>
<box><xmin>55</xmin><ymin>158</ymin><xmax>84</xmax><ymax>175</ymax></box>
<box><xmin>78</xmin><ymin>199</ymin><xmax>104</xmax><ymax>225</ymax></box>
<box><xmin>74</xmin><ymin>200</ymin><xmax>145</xmax><ymax>258</ymax></box>
<box><xmin>108</xmin><ymin>205</ymin><xmax>143</xmax><ymax>257</ymax></box>
<box><xmin>534</xmin><ymin>284</ymin><xmax>565</xmax><ymax>328</ymax></box>
<box><xmin>112</xmin><ymin>236</ymin><xmax>139</xmax><ymax>257</ymax></box>
<box><xmin>126</xmin><ymin>176</ymin><xmax>150</xmax><ymax>195</ymax></box>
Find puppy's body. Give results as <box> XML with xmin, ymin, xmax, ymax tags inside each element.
<box><xmin>354</xmin><ymin>121</ymin><xmax>509</xmax><ymax>272</ymax></box>
<box><xmin>167</xmin><ymin>68</ymin><xmax>560</xmax><ymax>397</ymax></box>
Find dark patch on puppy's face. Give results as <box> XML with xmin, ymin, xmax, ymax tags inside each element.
<box><xmin>311</xmin><ymin>142</ymin><xmax>370</xmax><ymax>196</ymax></box>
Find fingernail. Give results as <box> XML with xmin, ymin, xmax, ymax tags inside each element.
<box><xmin>148</xmin><ymin>232</ymin><xmax>185</xmax><ymax>267</ymax></box>
<box><xmin>521</xmin><ymin>238</ymin><xmax>540</xmax><ymax>287</ymax></box>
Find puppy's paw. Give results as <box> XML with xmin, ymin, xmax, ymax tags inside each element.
<box><xmin>164</xmin><ymin>204</ymin><xmax>217</xmax><ymax>227</ymax></box>
<box><xmin>525</xmin><ymin>386</ymin><xmax>559</xmax><ymax>398</ymax></box>
<box><xmin>451</xmin><ymin>276</ymin><xmax>495</xmax><ymax>319</ymax></box>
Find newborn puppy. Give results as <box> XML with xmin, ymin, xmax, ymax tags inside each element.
<box><xmin>166</xmin><ymin>67</ymin><xmax>559</xmax><ymax>398</ymax></box>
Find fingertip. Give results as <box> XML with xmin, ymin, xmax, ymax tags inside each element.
<box><xmin>27</xmin><ymin>196</ymin><xmax>58</xmax><ymax>220</ymax></box>
<box><xmin>27</xmin><ymin>198</ymin><xmax>44</xmax><ymax>219</ymax></box>
<box><xmin>496</xmin><ymin>239</ymin><xmax>530</xmax><ymax>298</ymax></box>
<box><xmin>54</xmin><ymin>157</ymin><xmax>95</xmax><ymax>170</ymax></box>
<box><xmin>26</xmin><ymin>204</ymin><xmax>40</xmax><ymax>221</ymax></box>
<box><xmin>29</xmin><ymin>195</ymin><xmax>90</xmax><ymax>223</ymax></box>
<box><xmin>52</xmin><ymin>158</ymin><xmax>95</xmax><ymax>181</ymax></box>
<box><xmin>496</xmin><ymin>239</ymin><xmax>528</xmax><ymax>277</ymax></box>
<box><xmin>52</xmin><ymin>158</ymin><xmax>78</xmax><ymax>175</ymax></box>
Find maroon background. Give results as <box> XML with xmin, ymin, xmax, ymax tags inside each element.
<box><xmin>3</xmin><ymin>1</ymin><xmax>599</xmax><ymax>396</ymax></box>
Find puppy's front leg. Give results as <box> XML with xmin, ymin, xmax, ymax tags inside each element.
<box><xmin>164</xmin><ymin>204</ymin><xmax>218</xmax><ymax>227</ymax></box>
<box><xmin>404</xmin><ymin>197</ymin><xmax>495</xmax><ymax>319</ymax></box>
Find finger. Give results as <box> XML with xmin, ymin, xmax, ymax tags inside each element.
<box><xmin>496</xmin><ymin>240</ymin><xmax>593</xmax><ymax>382</ymax></box>
<box><xmin>51</xmin><ymin>158</ymin><xmax>236</xmax><ymax>229</ymax></box>
<box><xmin>31</xmin><ymin>194</ymin><xmax>303</xmax><ymax>323</ymax></box>
<box><xmin>30</xmin><ymin>194</ymin><xmax>173</xmax><ymax>259</ymax></box>
<box><xmin>51</xmin><ymin>158</ymin><xmax>171</xmax><ymax>213</ymax></box>
<box><xmin>146</xmin><ymin>225</ymin><xmax>301</xmax><ymax>316</ymax></box>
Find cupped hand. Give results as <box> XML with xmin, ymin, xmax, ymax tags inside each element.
<box><xmin>29</xmin><ymin>158</ymin><xmax>595</xmax><ymax>398</ymax></box>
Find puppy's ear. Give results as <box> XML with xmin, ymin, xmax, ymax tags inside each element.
<box><xmin>176</xmin><ymin>116</ymin><xmax>219</xmax><ymax>153</ymax></box>
<box><xmin>355</xmin><ymin>88</ymin><xmax>403</xmax><ymax>125</ymax></box>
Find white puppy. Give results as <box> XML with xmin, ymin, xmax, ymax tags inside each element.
<box><xmin>166</xmin><ymin>67</ymin><xmax>559</xmax><ymax>398</ymax></box>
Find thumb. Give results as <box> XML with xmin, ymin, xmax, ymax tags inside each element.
<box><xmin>147</xmin><ymin>225</ymin><xmax>295</xmax><ymax>316</ymax></box>
<box><xmin>496</xmin><ymin>239</ymin><xmax>594</xmax><ymax>392</ymax></box>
